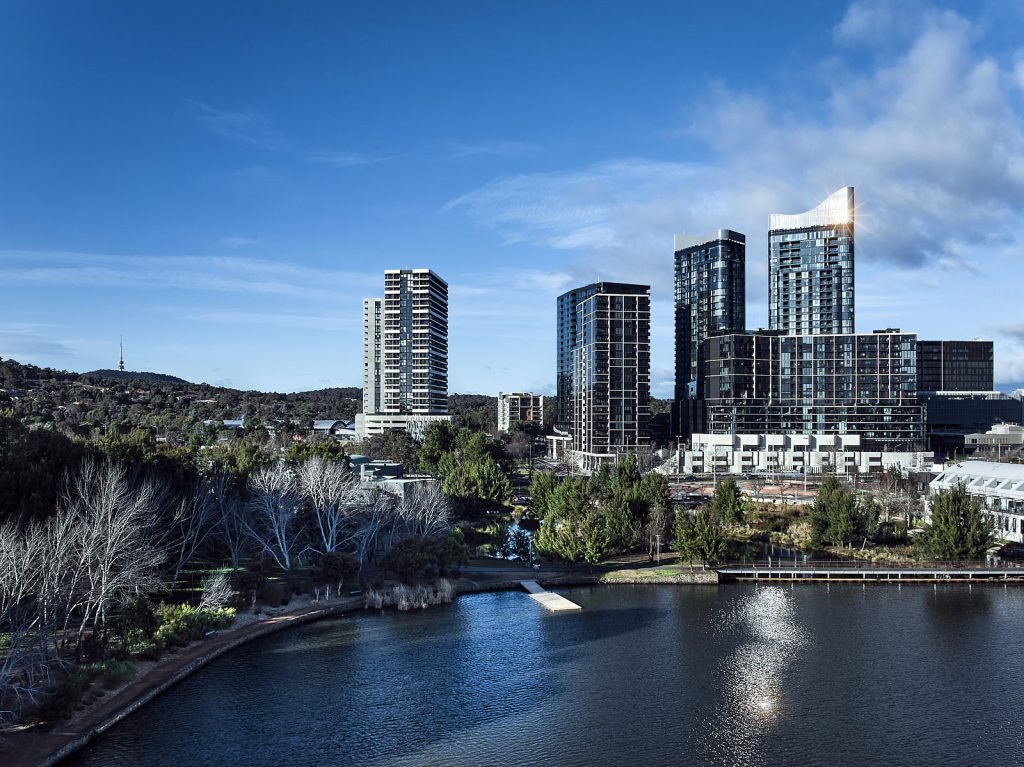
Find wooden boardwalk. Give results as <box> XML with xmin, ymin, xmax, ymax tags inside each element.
<box><xmin>519</xmin><ymin>580</ymin><xmax>582</xmax><ymax>611</ymax></box>
<box><xmin>717</xmin><ymin>563</ymin><xmax>1024</xmax><ymax>583</ymax></box>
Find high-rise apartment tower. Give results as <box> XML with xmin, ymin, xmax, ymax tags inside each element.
<box><xmin>769</xmin><ymin>187</ymin><xmax>855</xmax><ymax>335</ymax></box>
<box><xmin>362</xmin><ymin>298</ymin><xmax>383</xmax><ymax>415</ymax></box>
<box><xmin>358</xmin><ymin>269</ymin><xmax>450</xmax><ymax>439</ymax></box>
<box><xmin>673</xmin><ymin>229</ymin><xmax>746</xmax><ymax>437</ymax></box>
<box><xmin>557</xmin><ymin>282</ymin><xmax>651</xmax><ymax>467</ymax></box>
<box><xmin>381</xmin><ymin>269</ymin><xmax>448</xmax><ymax>414</ymax></box>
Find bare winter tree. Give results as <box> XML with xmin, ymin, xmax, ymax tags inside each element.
<box><xmin>207</xmin><ymin>472</ymin><xmax>250</xmax><ymax>570</ymax></box>
<box><xmin>296</xmin><ymin>456</ymin><xmax>370</xmax><ymax>555</ymax></box>
<box><xmin>198</xmin><ymin>571</ymin><xmax>235</xmax><ymax>611</ymax></box>
<box><xmin>58</xmin><ymin>460</ymin><xmax>168</xmax><ymax>653</ymax></box>
<box><xmin>165</xmin><ymin>478</ymin><xmax>217</xmax><ymax>587</ymax></box>
<box><xmin>243</xmin><ymin>463</ymin><xmax>305</xmax><ymax>572</ymax></box>
<box><xmin>398</xmin><ymin>484</ymin><xmax>452</xmax><ymax>539</ymax></box>
<box><xmin>352</xmin><ymin>486</ymin><xmax>397</xmax><ymax>567</ymax></box>
<box><xmin>0</xmin><ymin>520</ymin><xmax>54</xmax><ymax>722</ymax></box>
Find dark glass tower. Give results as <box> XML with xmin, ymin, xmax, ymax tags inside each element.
<box><xmin>769</xmin><ymin>187</ymin><xmax>855</xmax><ymax>335</ymax></box>
<box><xmin>673</xmin><ymin>229</ymin><xmax>746</xmax><ymax>402</ymax></box>
<box><xmin>701</xmin><ymin>328</ymin><xmax>924</xmax><ymax>450</ymax></box>
<box><xmin>556</xmin><ymin>282</ymin><xmax>650</xmax><ymax>465</ymax></box>
<box><xmin>916</xmin><ymin>340</ymin><xmax>994</xmax><ymax>392</ymax></box>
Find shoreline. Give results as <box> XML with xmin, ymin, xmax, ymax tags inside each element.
<box><xmin>3</xmin><ymin>594</ymin><xmax>367</xmax><ymax>767</ymax></box>
<box><xmin>3</xmin><ymin>574</ymin><xmax>581</xmax><ymax>767</ymax></box>
<box><xmin>3</xmin><ymin>566</ymin><xmax>1010</xmax><ymax>767</ymax></box>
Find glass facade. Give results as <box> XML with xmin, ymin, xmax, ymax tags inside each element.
<box><xmin>769</xmin><ymin>187</ymin><xmax>855</xmax><ymax>336</ymax></box>
<box><xmin>557</xmin><ymin>282</ymin><xmax>651</xmax><ymax>459</ymax></box>
<box><xmin>702</xmin><ymin>329</ymin><xmax>924</xmax><ymax>450</ymax></box>
<box><xmin>556</xmin><ymin>284</ymin><xmax>598</xmax><ymax>427</ymax></box>
<box><xmin>673</xmin><ymin>229</ymin><xmax>745</xmax><ymax>402</ymax></box>
<box><xmin>916</xmin><ymin>340</ymin><xmax>994</xmax><ymax>392</ymax></box>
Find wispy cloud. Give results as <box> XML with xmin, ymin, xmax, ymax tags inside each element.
<box><xmin>305</xmin><ymin>149</ymin><xmax>391</xmax><ymax>167</ymax></box>
<box><xmin>191</xmin><ymin>101</ymin><xmax>293</xmax><ymax>151</ymax></box>
<box><xmin>192</xmin><ymin>101</ymin><xmax>392</xmax><ymax>171</ymax></box>
<box><xmin>447</xmin><ymin>139</ymin><xmax>542</xmax><ymax>158</ymax></box>
<box><xmin>446</xmin><ymin>2</ymin><xmax>1024</xmax><ymax>327</ymax></box>
<box><xmin>0</xmin><ymin>249</ymin><xmax>379</xmax><ymax>302</ymax></box>
<box><xmin>220</xmin><ymin>237</ymin><xmax>260</xmax><ymax>248</ymax></box>
<box><xmin>182</xmin><ymin>310</ymin><xmax>357</xmax><ymax>331</ymax></box>
<box><xmin>0</xmin><ymin>325</ymin><xmax>80</xmax><ymax>366</ymax></box>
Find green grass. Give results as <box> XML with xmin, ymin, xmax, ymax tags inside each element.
<box><xmin>601</xmin><ymin>565</ymin><xmax>694</xmax><ymax>581</ymax></box>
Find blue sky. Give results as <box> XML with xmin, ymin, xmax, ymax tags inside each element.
<box><xmin>3</xmin><ymin>0</ymin><xmax>1024</xmax><ymax>396</ymax></box>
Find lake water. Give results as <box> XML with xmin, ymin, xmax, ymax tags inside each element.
<box><xmin>63</xmin><ymin>584</ymin><xmax>1024</xmax><ymax>767</ymax></box>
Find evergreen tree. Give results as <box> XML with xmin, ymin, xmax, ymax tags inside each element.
<box><xmin>589</xmin><ymin>462</ymin><xmax>615</xmax><ymax>502</ymax></box>
<box><xmin>638</xmin><ymin>471</ymin><xmax>672</xmax><ymax>513</ymax></box>
<box><xmin>692</xmin><ymin>506</ymin><xmax>726</xmax><ymax>566</ymax></box>
<box><xmin>535</xmin><ymin>476</ymin><xmax>595</xmax><ymax>563</ymax></box>
<box><xmin>603</xmin><ymin>494</ymin><xmax>637</xmax><ymax>554</ymax></box>
<box><xmin>809</xmin><ymin>476</ymin><xmax>845</xmax><ymax>549</ymax></box>
<box><xmin>809</xmin><ymin>476</ymin><xmax>880</xmax><ymax>549</ymax></box>
<box><xmin>919</xmin><ymin>483</ymin><xmax>995</xmax><ymax>561</ymax></box>
<box><xmin>417</xmin><ymin>420</ymin><xmax>459</xmax><ymax>474</ymax></box>
<box><xmin>529</xmin><ymin>471</ymin><xmax>558</xmax><ymax>520</ymax></box>
<box><xmin>472</xmin><ymin>455</ymin><xmax>512</xmax><ymax>504</ymax></box>
<box><xmin>614</xmin><ymin>453</ymin><xmax>640</xmax><ymax>493</ymax></box>
<box><xmin>579</xmin><ymin>510</ymin><xmax>608</xmax><ymax>567</ymax></box>
<box><xmin>673</xmin><ymin>509</ymin><xmax>697</xmax><ymax>567</ymax></box>
<box><xmin>710</xmin><ymin>477</ymin><xmax>745</xmax><ymax>527</ymax></box>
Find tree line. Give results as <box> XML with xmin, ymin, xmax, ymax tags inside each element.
<box><xmin>530</xmin><ymin>455</ymin><xmax>674</xmax><ymax>565</ymax></box>
<box><xmin>0</xmin><ymin>452</ymin><xmax>465</xmax><ymax>724</ymax></box>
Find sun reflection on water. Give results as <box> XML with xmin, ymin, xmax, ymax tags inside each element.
<box><xmin>700</xmin><ymin>586</ymin><xmax>809</xmax><ymax>765</ymax></box>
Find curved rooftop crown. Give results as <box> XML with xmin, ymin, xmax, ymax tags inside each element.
<box><xmin>769</xmin><ymin>187</ymin><xmax>854</xmax><ymax>231</ymax></box>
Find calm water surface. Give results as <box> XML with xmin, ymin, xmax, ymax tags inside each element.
<box><xmin>65</xmin><ymin>585</ymin><xmax>1024</xmax><ymax>767</ymax></box>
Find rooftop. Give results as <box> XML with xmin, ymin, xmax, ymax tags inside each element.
<box><xmin>769</xmin><ymin>186</ymin><xmax>854</xmax><ymax>232</ymax></box>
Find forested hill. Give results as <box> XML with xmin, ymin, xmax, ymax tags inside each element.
<box><xmin>83</xmin><ymin>369</ymin><xmax>191</xmax><ymax>385</ymax></box>
<box><xmin>0</xmin><ymin>357</ymin><xmax>363</xmax><ymax>437</ymax></box>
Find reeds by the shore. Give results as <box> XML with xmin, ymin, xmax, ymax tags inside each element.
<box><xmin>363</xmin><ymin>579</ymin><xmax>455</xmax><ymax>611</ymax></box>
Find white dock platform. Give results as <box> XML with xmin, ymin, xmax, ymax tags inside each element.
<box><xmin>519</xmin><ymin>580</ymin><xmax>582</xmax><ymax>611</ymax></box>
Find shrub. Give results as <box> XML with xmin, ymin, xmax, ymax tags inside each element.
<box><xmin>152</xmin><ymin>603</ymin><xmax>236</xmax><ymax>648</ymax></box>
<box><xmin>87</xmin><ymin>659</ymin><xmax>135</xmax><ymax>690</ymax></box>
<box><xmin>32</xmin><ymin>669</ymin><xmax>92</xmax><ymax>722</ymax></box>
<box><xmin>318</xmin><ymin>551</ymin><xmax>358</xmax><ymax>589</ymax></box>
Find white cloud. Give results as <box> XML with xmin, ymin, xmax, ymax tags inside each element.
<box><xmin>447</xmin><ymin>4</ymin><xmax>1024</xmax><ymax>339</ymax></box>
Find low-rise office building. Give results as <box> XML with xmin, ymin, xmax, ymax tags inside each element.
<box><xmin>964</xmin><ymin>423</ymin><xmax>1024</xmax><ymax>457</ymax></box>
<box><xmin>355</xmin><ymin>412</ymin><xmax>452</xmax><ymax>441</ymax></box>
